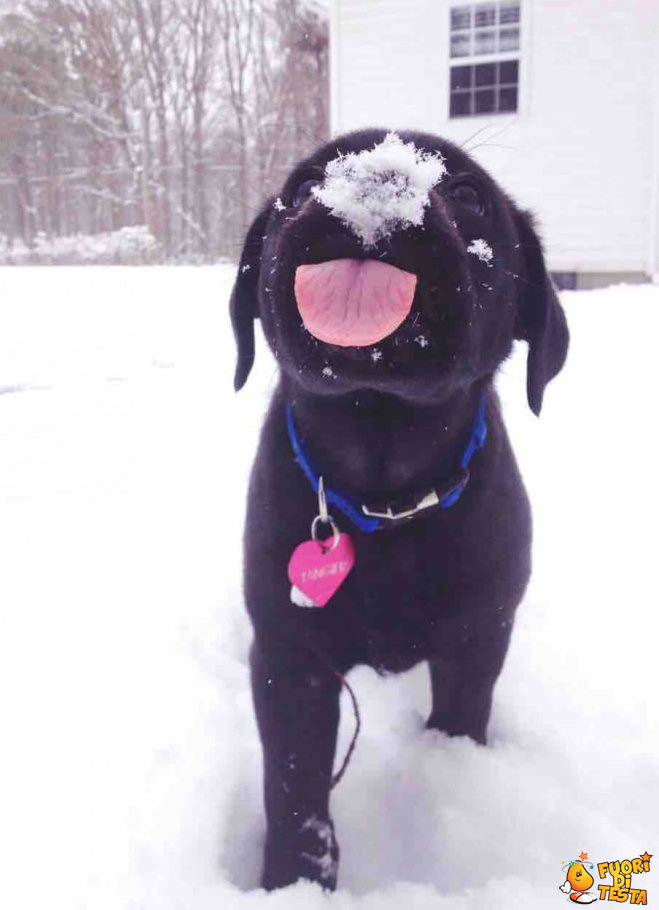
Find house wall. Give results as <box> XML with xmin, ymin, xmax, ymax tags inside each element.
<box><xmin>330</xmin><ymin>0</ymin><xmax>659</xmax><ymax>275</ymax></box>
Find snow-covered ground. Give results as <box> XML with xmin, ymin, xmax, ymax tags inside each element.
<box><xmin>1</xmin><ymin>267</ymin><xmax>657</xmax><ymax>910</ymax></box>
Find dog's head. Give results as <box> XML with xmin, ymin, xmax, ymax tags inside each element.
<box><xmin>230</xmin><ymin>129</ymin><xmax>568</xmax><ymax>415</ymax></box>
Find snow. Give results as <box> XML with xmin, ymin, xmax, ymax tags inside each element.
<box><xmin>467</xmin><ymin>238</ymin><xmax>494</xmax><ymax>266</ymax></box>
<box><xmin>0</xmin><ymin>266</ymin><xmax>657</xmax><ymax>910</ymax></box>
<box><xmin>313</xmin><ymin>133</ymin><xmax>447</xmax><ymax>247</ymax></box>
<box><xmin>291</xmin><ymin>584</ymin><xmax>317</xmax><ymax>608</ymax></box>
<box><xmin>0</xmin><ymin>226</ymin><xmax>158</xmax><ymax>265</ymax></box>
<box><xmin>300</xmin><ymin>815</ymin><xmax>338</xmax><ymax>883</ymax></box>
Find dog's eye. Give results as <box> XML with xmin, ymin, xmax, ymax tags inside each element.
<box><xmin>448</xmin><ymin>180</ymin><xmax>486</xmax><ymax>216</ymax></box>
<box><xmin>292</xmin><ymin>179</ymin><xmax>321</xmax><ymax>210</ymax></box>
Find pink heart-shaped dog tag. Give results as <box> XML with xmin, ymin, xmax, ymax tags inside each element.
<box><xmin>288</xmin><ymin>533</ymin><xmax>355</xmax><ymax>607</ymax></box>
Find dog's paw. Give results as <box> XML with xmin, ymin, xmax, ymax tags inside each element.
<box><xmin>262</xmin><ymin>814</ymin><xmax>339</xmax><ymax>891</ymax></box>
<box><xmin>298</xmin><ymin>814</ymin><xmax>339</xmax><ymax>886</ymax></box>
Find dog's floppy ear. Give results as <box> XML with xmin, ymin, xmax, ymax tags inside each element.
<box><xmin>514</xmin><ymin>210</ymin><xmax>569</xmax><ymax>416</ymax></box>
<box><xmin>230</xmin><ymin>205</ymin><xmax>272</xmax><ymax>391</ymax></box>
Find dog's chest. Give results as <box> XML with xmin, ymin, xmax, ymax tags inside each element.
<box><xmin>329</xmin><ymin>519</ymin><xmax>472</xmax><ymax>668</ymax></box>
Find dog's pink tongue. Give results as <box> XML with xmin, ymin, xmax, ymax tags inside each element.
<box><xmin>295</xmin><ymin>259</ymin><xmax>417</xmax><ymax>347</ymax></box>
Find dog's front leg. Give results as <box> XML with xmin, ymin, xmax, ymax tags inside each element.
<box><xmin>250</xmin><ymin>637</ymin><xmax>341</xmax><ymax>891</ymax></box>
<box><xmin>426</xmin><ymin>620</ymin><xmax>513</xmax><ymax>745</ymax></box>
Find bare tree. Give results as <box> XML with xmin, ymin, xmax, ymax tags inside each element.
<box><xmin>0</xmin><ymin>0</ymin><xmax>329</xmax><ymax>261</ymax></box>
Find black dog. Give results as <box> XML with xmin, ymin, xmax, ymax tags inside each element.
<box><xmin>230</xmin><ymin>129</ymin><xmax>568</xmax><ymax>891</ymax></box>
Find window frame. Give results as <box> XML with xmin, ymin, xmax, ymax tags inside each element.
<box><xmin>448</xmin><ymin>2</ymin><xmax>522</xmax><ymax>120</ymax></box>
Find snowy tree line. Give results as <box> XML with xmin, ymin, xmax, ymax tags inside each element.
<box><xmin>0</xmin><ymin>0</ymin><xmax>328</xmax><ymax>262</ymax></box>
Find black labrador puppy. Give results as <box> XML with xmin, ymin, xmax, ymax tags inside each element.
<box><xmin>230</xmin><ymin>129</ymin><xmax>568</xmax><ymax>891</ymax></box>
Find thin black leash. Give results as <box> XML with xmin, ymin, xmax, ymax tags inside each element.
<box><xmin>328</xmin><ymin>665</ymin><xmax>361</xmax><ymax>790</ymax></box>
<box><xmin>306</xmin><ymin>641</ymin><xmax>362</xmax><ymax>790</ymax></box>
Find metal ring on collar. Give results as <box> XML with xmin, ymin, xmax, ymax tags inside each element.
<box><xmin>311</xmin><ymin>514</ymin><xmax>340</xmax><ymax>551</ymax></box>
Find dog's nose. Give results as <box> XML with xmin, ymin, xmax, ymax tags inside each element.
<box><xmin>313</xmin><ymin>132</ymin><xmax>446</xmax><ymax>248</ymax></box>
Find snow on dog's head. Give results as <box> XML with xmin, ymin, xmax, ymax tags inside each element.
<box><xmin>311</xmin><ymin>132</ymin><xmax>447</xmax><ymax>248</ymax></box>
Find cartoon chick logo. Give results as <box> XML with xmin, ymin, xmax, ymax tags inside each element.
<box><xmin>560</xmin><ymin>853</ymin><xmax>598</xmax><ymax>904</ymax></box>
<box><xmin>559</xmin><ymin>852</ymin><xmax>652</xmax><ymax>904</ymax></box>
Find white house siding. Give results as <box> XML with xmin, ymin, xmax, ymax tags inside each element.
<box><xmin>330</xmin><ymin>0</ymin><xmax>659</xmax><ymax>275</ymax></box>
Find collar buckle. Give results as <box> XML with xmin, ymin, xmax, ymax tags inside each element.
<box><xmin>361</xmin><ymin>490</ymin><xmax>440</xmax><ymax>522</ymax></box>
<box><xmin>360</xmin><ymin>467</ymin><xmax>470</xmax><ymax>523</ymax></box>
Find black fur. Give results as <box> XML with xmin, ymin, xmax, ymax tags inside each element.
<box><xmin>230</xmin><ymin>129</ymin><xmax>568</xmax><ymax>891</ymax></box>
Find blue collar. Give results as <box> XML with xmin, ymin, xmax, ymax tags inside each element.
<box><xmin>285</xmin><ymin>394</ymin><xmax>487</xmax><ymax>534</ymax></box>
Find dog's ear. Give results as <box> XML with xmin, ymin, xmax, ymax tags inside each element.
<box><xmin>230</xmin><ymin>205</ymin><xmax>272</xmax><ymax>391</ymax></box>
<box><xmin>514</xmin><ymin>210</ymin><xmax>569</xmax><ymax>416</ymax></box>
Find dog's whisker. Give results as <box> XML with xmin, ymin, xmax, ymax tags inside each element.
<box><xmin>468</xmin><ymin>117</ymin><xmax>519</xmax><ymax>151</ymax></box>
<box><xmin>467</xmin><ymin>141</ymin><xmax>519</xmax><ymax>153</ymax></box>
<box><xmin>459</xmin><ymin>121</ymin><xmax>503</xmax><ymax>151</ymax></box>
<box><xmin>500</xmin><ymin>267</ymin><xmax>551</xmax><ymax>293</ymax></box>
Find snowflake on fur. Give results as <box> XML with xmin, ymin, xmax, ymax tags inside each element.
<box><xmin>467</xmin><ymin>238</ymin><xmax>494</xmax><ymax>266</ymax></box>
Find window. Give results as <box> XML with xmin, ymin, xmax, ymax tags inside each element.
<box><xmin>450</xmin><ymin>60</ymin><xmax>518</xmax><ymax>117</ymax></box>
<box><xmin>449</xmin><ymin>2</ymin><xmax>520</xmax><ymax>117</ymax></box>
